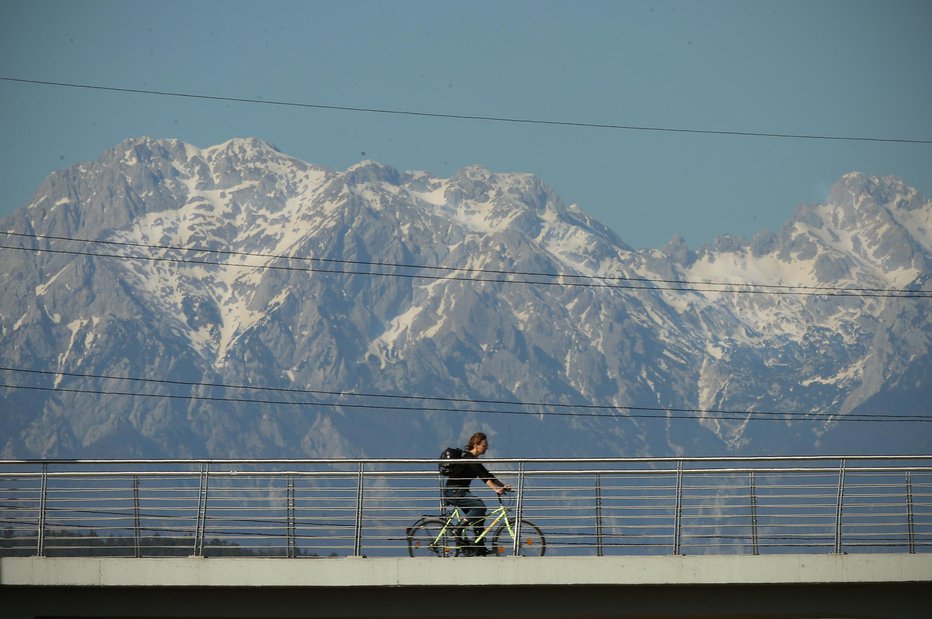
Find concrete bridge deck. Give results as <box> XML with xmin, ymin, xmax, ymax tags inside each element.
<box><xmin>3</xmin><ymin>553</ymin><xmax>931</xmax><ymax>618</ymax></box>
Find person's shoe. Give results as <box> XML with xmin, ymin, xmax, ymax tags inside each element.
<box><xmin>454</xmin><ymin>533</ymin><xmax>470</xmax><ymax>555</ymax></box>
<box><xmin>472</xmin><ymin>545</ymin><xmax>490</xmax><ymax>557</ymax></box>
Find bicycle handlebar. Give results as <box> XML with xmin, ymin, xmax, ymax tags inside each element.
<box><xmin>496</xmin><ymin>490</ymin><xmax>516</xmax><ymax>508</ymax></box>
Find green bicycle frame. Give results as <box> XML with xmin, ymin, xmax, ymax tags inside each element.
<box><xmin>433</xmin><ymin>503</ymin><xmax>511</xmax><ymax>547</ymax></box>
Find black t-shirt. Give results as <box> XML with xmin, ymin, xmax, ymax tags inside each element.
<box><xmin>444</xmin><ymin>451</ymin><xmax>495</xmax><ymax>490</ymax></box>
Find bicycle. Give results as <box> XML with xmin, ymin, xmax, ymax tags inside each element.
<box><xmin>406</xmin><ymin>493</ymin><xmax>545</xmax><ymax>557</ymax></box>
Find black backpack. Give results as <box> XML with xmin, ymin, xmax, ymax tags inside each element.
<box><xmin>438</xmin><ymin>447</ymin><xmax>466</xmax><ymax>476</ymax></box>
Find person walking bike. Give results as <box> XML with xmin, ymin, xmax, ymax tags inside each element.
<box><xmin>442</xmin><ymin>432</ymin><xmax>510</xmax><ymax>556</ymax></box>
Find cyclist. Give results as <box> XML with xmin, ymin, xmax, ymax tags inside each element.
<box><xmin>442</xmin><ymin>432</ymin><xmax>510</xmax><ymax>556</ymax></box>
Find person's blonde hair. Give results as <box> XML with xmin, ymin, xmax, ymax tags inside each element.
<box><xmin>466</xmin><ymin>432</ymin><xmax>487</xmax><ymax>450</ymax></box>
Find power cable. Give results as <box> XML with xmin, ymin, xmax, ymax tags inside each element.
<box><xmin>4</xmin><ymin>232</ymin><xmax>928</xmax><ymax>298</ymax></box>
<box><xmin>3</xmin><ymin>382</ymin><xmax>926</xmax><ymax>423</ymax></box>
<box><xmin>5</xmin><ymin>231</ymin><xmax>914</xmax><ymax>293</ymax></box>
<box><xmin>2</xmin><ymin>367</ymin><xmax>929</xmax><ymax>424</ymax></box>
<box><xmin>3</xmin><ymin>77</ymin><xmax>930</xmax><ymax>145</ymax></box>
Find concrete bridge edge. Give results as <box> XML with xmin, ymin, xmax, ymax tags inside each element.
<box><xmin>2</xmin><ymin>554</ymin><xmax>930</xmax><ymax>619</ymax></box>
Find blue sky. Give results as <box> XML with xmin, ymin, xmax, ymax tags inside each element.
<box><xmin>2</xmin><ymin>0</ymin><xmax>930</xmax><ymax>249</ymax></box>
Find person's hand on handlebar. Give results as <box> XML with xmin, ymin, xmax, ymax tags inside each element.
<box><xmin>495</xmin><ymin>484</ymin><xmax>512</xmax><ymax>496</ymax></box>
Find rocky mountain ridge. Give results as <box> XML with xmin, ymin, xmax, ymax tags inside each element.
<box><xmin>1</xmin><ymin>137</ymin><xmax>929</xmax><ymax>458</ymax></box>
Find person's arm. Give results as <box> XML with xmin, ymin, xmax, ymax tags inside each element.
<box><xmin>485</xmin><ymin>478</ymin><xmax>510</xmax><ymax>495</ymax></box>
<box><xmin>476</xmin><ymin>462</ymin><xmax>510</xmax><ymax>494</ymax></box>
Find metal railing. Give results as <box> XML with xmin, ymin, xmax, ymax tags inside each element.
<box><xmin>1</xmin><ymin>456</ymin><xmax>930</xmax><ymax>558</ymax></box>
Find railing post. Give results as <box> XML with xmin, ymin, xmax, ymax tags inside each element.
<box><xmin>833</xmin><ymin>459</ymin><xmax>846</xmax><ymax>554</ymax></box>
<box><xmin>133</xmin><ymin>475</ymin><xmax>141</xmax><ymax>558</ymax></box>
<box><xmin>513</xmin><ymin>461</ymin><xmax>526</xmax><ymax>557</ymax></box>
<box><xmin>286</xmin><ymin>474</ymin><xmax>296</xmax><ymax>558</ymax></box>
<box><xmin>36</xmin><ymin>463</ymin><xmax>48</xmax><ymax>557</ymax></box>
<box><xmin>906</xmin><ymin>471</ymin><xmax>915</xmax><ymax>554</ymax></box>
<box><xmin>595</xmin><ymin>473</ymin><xmax>604</xmax><ymax>557</ymax></box>
<box><xmin>673</xmin><ymin>460</ymin><xmax>684</xmax><ymax>556</ymax></box>
<box><xmin>353</xmin><ymin>462</ymin><xmax>365</xmax><ymax>557</ymax></box>
<box><xmin>193</xmin><ymin>462</ymin><xmax>209</xmax><ymax>557</ymax></box>
<box><xmin>749</xmin><ymin>471</ymin><xmax>759</xmax><ymax>556</ymax></box>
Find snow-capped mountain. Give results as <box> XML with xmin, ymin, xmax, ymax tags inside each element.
<box><xmin>1</xmin><ymin>137</ymin><xmax>929</xmax><ymax>458</ymax></box>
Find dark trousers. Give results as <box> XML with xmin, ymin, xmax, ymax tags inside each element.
<box><xmin>443</xmin><ymin>489</ymin><xmax>487</xmax><ymax>542</ymax></box>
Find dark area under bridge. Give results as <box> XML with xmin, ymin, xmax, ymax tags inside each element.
<box><xmin>1</xmin><ymin>583</ymin><xmax>930</xmax><ymax>619</ymax></box>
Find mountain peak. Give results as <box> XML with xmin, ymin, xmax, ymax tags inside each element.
<box><xmin>206</xmin><ymin>136</ymin><xmax>282</xmax><ymax>155</ymax></box>
<box><xmin>453</xmin><ymin>164</ymin><xmax>495</xmax><ymax>182</ymax></box>
<box><xmin>827</xmin><ymin>172</ymin><xmax>924</xmax><ymax>218</ymax></box>
<box><xmin>342</xmin><ymin>160</ymin><xmax>401</xmax><ymax>185</ymax></box>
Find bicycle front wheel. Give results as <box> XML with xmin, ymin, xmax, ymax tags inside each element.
<box><xmin>491</xmin><ymin>519</ymin><xmax>545</xmax><ymax>556</ymax></box>
<box><xmin>407</xmin><ymin>519</ymin><xmax>455</xmax><ymax>557</ymax></box>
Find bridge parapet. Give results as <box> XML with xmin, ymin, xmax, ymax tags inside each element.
<box><xmin>1</xmin><ymin>455</ymin><xmax>930</xmax><ymax>559</ymax></box>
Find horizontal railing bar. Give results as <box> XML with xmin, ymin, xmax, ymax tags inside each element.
<box><xmin>5</xmin><ymin>455</ymin><xmax>932</xmax><ymax>465</ymax></box>
<box><xmin>5</xmin><ymin>468</ymin><xmax>932</xmax><ymax>483</ymax></box>
<box><xmin>11</xmin><ymin>468</ymin><xmax>932</xmax><ymax>481</ymax></box>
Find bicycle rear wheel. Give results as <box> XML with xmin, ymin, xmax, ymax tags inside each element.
<box><xmin>407</xmin><ymin>518</ymin><xmax>455</xmax><ymax>557</ymax></box>
<box><xmin>491</xmin><ymin>519</ymin><xmax>545</xmax><ymax>556</ymax></box>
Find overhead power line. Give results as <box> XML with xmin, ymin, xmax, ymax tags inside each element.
<box><xmin>2</xmin><ymin>367</ymin><xmax>929</xmax><ymax>424</ymax></box>
<box><xmin>3</xmin><ymin>76</ymin><xmax>931</xmax><ymax>145</ymax></box>
<box><xmin>4</xmin><ymin>232</ymin><xmax>929</xmax><ymax>298</ymax></box>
